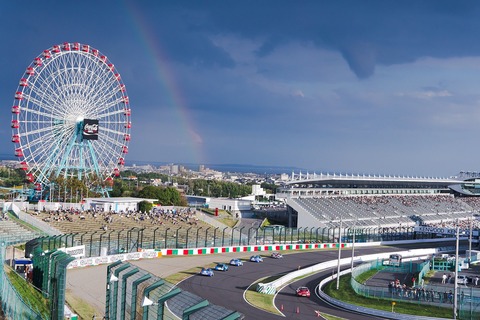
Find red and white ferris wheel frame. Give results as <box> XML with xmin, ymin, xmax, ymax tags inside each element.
<box><xmin>11</xmin><ymin>42</ymin><xmax>132</xmax><ymax>185</ymax></box>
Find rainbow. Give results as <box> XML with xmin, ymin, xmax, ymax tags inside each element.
<box><xmin>125</xmin><ymin>2</ymin><xmax>206</xmax><ymax>165</ymax></box>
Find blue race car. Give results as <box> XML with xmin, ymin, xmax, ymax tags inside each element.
<box><xmin>214</xmin><ymin>263</ymin><xmax>229</xmax><ymax>271</ymax></box>
<box><xmin>229</xmin><ymin>258</ymin><xmax>244</xmax><ymax>266</ymax></box>
<box><xmin>250</xmin><ymin>255</ymin><xmax>263</xmax><ymax>263</ymax></box>
<box><xmin>199</xmin><ymin>268</ymin><xmax>214</xmax><ymax>277</ymax></box>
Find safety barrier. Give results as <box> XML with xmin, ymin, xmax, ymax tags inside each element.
<box><xmin>350</xmin><ymin>259</ymin><xmax>480</xmax><ymax>319</ymax></box>
<box><xmin>318</xmin><ymin>268</ymin><xmax>442</xmax><ymax>320</ymax></box>
<box><xmin>257</xmin><ymin>248</ymin><xmax>436</xmax><ymax>295</ymax></box>
<box><xmin>256</xmin><ymin>283</ymin><xmax>276</xmax><ymax>294</ymax></box>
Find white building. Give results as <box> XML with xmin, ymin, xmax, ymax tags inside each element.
<box><xmin>251</xmin><ymin>184</ymin><xmax>267</xmax><ymax>197</ymax></box>
<box><xmin>208</xmin><ymin>198</ymin><xmax>252</xmax><ymax>214</ymax></box>
<box><xmin>84</xmin><ymin>197</ymin><xmax>157</xmax><ymax>213</ymax></box>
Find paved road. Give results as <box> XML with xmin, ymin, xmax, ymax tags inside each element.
<box><xmin>176</xmin><ymin>245</ymin><xmax>430</xmax><ymax>319</ymax></box>
<box><xmin>66</xmin><ymin>240</ymin><xmax>461</xmax><ymax>318</ymax></box>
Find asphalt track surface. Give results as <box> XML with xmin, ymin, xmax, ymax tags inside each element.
<box><xmin>66</xmin><ymin>240</ymin><xmax>461</xmax><ymax>319</ymax></box>
<box><xmin>176</xmin><ymin>243</ymin><xmax>455</xmax><ymax>320</ymax></box>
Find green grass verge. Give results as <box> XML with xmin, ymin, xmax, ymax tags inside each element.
<box><xmin>422</xmin><ymin>269</ymin><xmax>436</xmax><ymax>285</ymax></box>
<box><xmin>321</xmin><ymin>314</ymin><xmax>346</xmax><ymax>320</ymax></box>
<box><xmin>354</xmin><ymin>268</ymin><xmax>381</xmax><ymax>283</ymax></box>
<box><xmin>244</xmin><ymin>275</ymin><xmax>283</xmax><ymax>315</ymax></box>
<box><xmin>324</xmin><ymin>274</ymin><xmax>452</xmax><ymax>318</ymax></box>
<box><xmin>216</xmin><ymin>217</ymin><xmax>238</xmax><ymax>228</ymax></box>
<box><xmin>65</xmin><ymin>289</ymin><xmax>98</xmax><ymax>320</ymax></box>
<box><xmin>5</xmin><ymin>266</ymin><xmax>50</xmax><ymax>319</ymax></box>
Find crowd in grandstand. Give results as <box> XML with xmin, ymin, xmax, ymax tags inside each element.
<box><xmin>295</xmin><ymin>194</ymin><xmax>480</xmax><ymax>228</ymax></box>
<box><xmin>36</xmin><ymin>206</ymin><xmax>199</xmax><ymax>229</ymax></box>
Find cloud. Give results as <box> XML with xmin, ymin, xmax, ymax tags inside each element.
<box><xmin>397</xmin><ymin>89</ymin><xmax>452</xmax><ymax>100</ymax></box>
<box><xmin>291</xmin><ymin>89</ymin><xmax>305</xmax><ymax>98</ymax></box>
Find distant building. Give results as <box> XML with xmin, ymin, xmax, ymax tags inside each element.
<box><xmin>208</xmin><ymin>197</ymin><xmax>252</xmax><ymax>215</ymax></box>
<box><xmin>170</xmin><ymin>164</ymin><xmax>179</xmax><ymax>174</ymax></box>
<box><xmin>252</xmin><ymin>184</ymin><xmax>266</xmax><ymax>197</ymax></box>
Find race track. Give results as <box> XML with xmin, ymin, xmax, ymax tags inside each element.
<box><xmin>176</xmin><ymin>244</ymin><xmax>434</xmax><ymax>319</ymax></box>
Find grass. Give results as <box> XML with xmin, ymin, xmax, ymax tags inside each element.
<box><xmin>324</xmin><ymin>274</ymin><xmax>453</xmax><ymax>318</ymax></box>
<box><xmin>5</xmin><ymin>266</ymin><xmax>50</xmax><ymax>319</ymax></box>
<box><xmin>65</xmin><ymin>289</ymin><xmax>98</xmax><ymax>319</ymax></box>
<box><xmin>321</xmin><ymin>314</ymin><xmax>347</xmax><ymax>320</ymax></box>
<box><xmin>244</xmin><ymin>275</ymin><xmax>283</xmax><ymax>315</ymax></box>
<box><xmin>216</xmin><ymin>217</ymin><xmax>238</xmax><ymax>228</ymax></box>
<box><xmin>422</xmin><ymin>269</ymin><xmax>436</xmax><ymax>284</ymax></box>
<box><xmin>354</xmin><ymin>268</ymin><xmax>381</xmax><ymax>283</ymax></box>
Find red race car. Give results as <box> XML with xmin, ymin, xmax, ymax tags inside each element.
<box><xmin>296</xmin><ymin>286</ymin><xmax>311</xmax><ymax>297</ymax></box>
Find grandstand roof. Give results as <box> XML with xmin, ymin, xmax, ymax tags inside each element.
<box><xmin>285</xmin><ymin>172</ymin><xmax>460</xmax><ymax>188</ymax></box>
<box><xmin>281</xmin><ymin>171</ymin><xmax>480</xmax><ymax>196</ymax></box>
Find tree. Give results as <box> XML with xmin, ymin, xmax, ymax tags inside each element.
<box><xmin>138</xmin><ymin>200</ymin><xmax>153</xmax><ymax>213</ymax></box>
<box><xmin>138</xmin><ymin>185</ymin><xmax>161</xmax><ymax>199</ymax></box>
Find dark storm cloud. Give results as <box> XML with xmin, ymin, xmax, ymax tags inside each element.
<box><xmin>156</xmin><ymin>1</ymin><xmax>480</xmax><ymax>78</ymax></box>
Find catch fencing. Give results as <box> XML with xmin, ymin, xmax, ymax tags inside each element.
<box><xmin>0</xmin><ymin>237</ymin><xmax>48</xmax><ymax>320</ymax></box>
<box><xmin>351</xmin><ymin>259</ymin><xmax>480</xmax><ymax>319</ymax></box>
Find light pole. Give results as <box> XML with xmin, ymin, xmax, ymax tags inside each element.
<box><xmin>351</xmin><ymin>219</ymin><xmax>357</xmax><ymax>272</ymax></box>
<box><xmin>469</xmin><ymin>212</ymin><xmax>473</xmax><ymax>263</ymax></box>
<box><xmin>336</xmin><ymin>217</ymin><xmax>343</xmax><ymax>290</ymax></box>
<box><xmin>454</xmin><ymin>222</ymin><xmax>460</xmax><ymax>320</ymax></box>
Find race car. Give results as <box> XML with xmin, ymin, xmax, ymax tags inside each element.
<box><xmin>214</xmin><ymin>263</ymin><xmax>229</xmax><ymax>271</ymax></box>
<box><xmin>271</xmin><ymin>252</ymin><xmax>283</xmax><ymax>259</ymax></box>
<box><xmin>229</xmin><ymin>258</ymin><xmax>244</xmax><ymax>266</ymax></box>
<box><xmin>250</xmin><ymin>255</ymin><xmax>263</xmax><ymax>263</ymax></box>
<box><xmin>199</xmin><ymin>268</ymin><xmax>214</xmax><ymax>277</ymax></box>
<box><xmin>296</xmin><ymin>286</ymin><xmax>310</xmax><ymax>297</ymax></box>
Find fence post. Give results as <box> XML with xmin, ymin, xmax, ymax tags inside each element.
<box><xmin>222</xmin><ymin>227</ymin><xmax>228</xmax><ymax>247</ymax></box>
<box><xmin>185</xmin><ymin>227</ymin><xmax>192</xmax><ymax>249</ymax></box>
<box><xmin>175</xmin><ymin>227</ymin><xmax>181</xmax><ymax>249</ymax></box>
<box><xmin>213</xmin><ymin>227</ymin><xmax>219</xmax><ymax>247</ymax></box>
<box><xmin>231</xmin><ymin>227</ymin><xmax>236</xmax><ymax>246</ymax></box>
<box><xmin>164</xmin><ymin>228</ymin><xmax>170</xmax><ymax>249</ymax></box>
<box><xmin>239</xmin><ymin>226</ymin><xmax>244</xmax><ymax>246</ymax></box>
<box><xmin>205</xmin><ymin>227</ymin><xmax>211</xmax><ymax>247</ymax></box>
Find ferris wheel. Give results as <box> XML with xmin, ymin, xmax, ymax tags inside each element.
<box><xmin>11</xmin><ymin>42</ymin><xmax>131</xmax><ymax>188</ymax></box>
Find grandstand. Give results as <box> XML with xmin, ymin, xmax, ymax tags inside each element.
<box><xmin>277</xmin><ymin>171</ymin><xmax>480</xmax><ymax>228</ymax></box>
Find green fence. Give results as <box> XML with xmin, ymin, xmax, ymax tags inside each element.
<box><xmin>351</xmin><ymin>260</ymin><xmax>480</xmax><ymax>319</ymax></box>
<box><xmin>0</xmin><ymin>238</ymin><xmax>48</xmax><ymax>320</ymax></box>
<box><xmin>106</xmin><ymin>261</ymin><xmax>243</xmax><ymax>320</ymax></box>
<box><xmin>25</xmin><ymin>226</ymin><xmax>422</xmax><ymax>259</ymax></box>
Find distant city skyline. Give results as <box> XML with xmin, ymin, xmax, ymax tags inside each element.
<box><xmin>3</xmin><ymin>1</ymin><xmax>480</xmax><ymax>177</ymax></box>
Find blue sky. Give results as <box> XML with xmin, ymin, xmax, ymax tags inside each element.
<box><xmin>2</xmin><ymin>1</ymin><xmax>480</xmax><ymax>177</ymax></box>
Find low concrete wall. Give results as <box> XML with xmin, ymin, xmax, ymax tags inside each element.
<box><xmin>266</xmin><ymin>248</ymin><xmax>436</xmax><ymax>290</ymax></box>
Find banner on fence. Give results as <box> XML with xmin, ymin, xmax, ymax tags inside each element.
<box><xmin>58</xmin><ymin>245</ymin><xmax>86</xmax><ymax>258</ymax></box>
<box><xmin>67</xmin><ymin>249</ymin><xmax>158</xmax><ymax>269</ymax></box>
